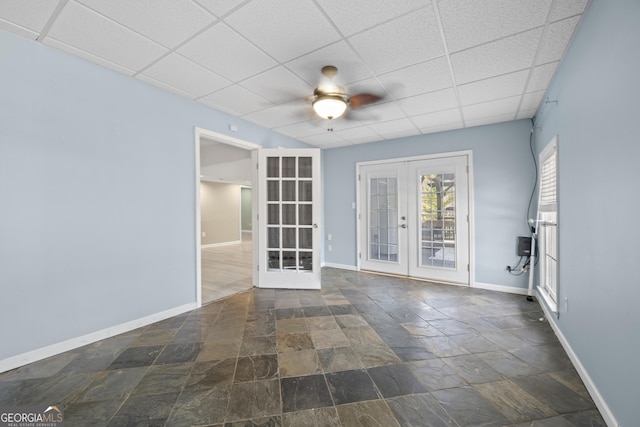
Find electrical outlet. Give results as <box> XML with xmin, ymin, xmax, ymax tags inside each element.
<box><xmin>327</xmin><ymin>234</ymin><xmax>332</xmax><ymax>241</ymax></box>
<box><xmin>328</xmin><ymin>245</ymin><xmax>332</xmax><ymax>252</ymax></box>
<box><xmin>202</xmin><ymin>232</ymin><xmax>206</xmax><ymax>237</ymax></box>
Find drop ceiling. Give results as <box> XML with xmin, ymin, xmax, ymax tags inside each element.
<box><xmin>0</xmin><ymin>0</ymin><xmax>589</xmax><ymax>149</ymax></box>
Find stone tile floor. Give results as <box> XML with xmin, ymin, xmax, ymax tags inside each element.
<box><xmin>0</xmin><ymin>268</ymin><xmax>606</xmax><ymax>426</ymax></box>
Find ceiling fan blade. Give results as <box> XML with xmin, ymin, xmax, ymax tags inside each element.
<box><xmin>349</xmin><ymin>93</ymin><xmax>383</xmax><ymax>109</ymax></box>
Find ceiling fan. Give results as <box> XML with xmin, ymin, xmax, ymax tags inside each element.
<box><xmin>310</xmin><ymin>65</ymin><xmax>384</xmax><ymax>120</ymax></box>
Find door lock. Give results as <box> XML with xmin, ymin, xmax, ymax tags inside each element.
<box><xmin>400</xmin><ymin>224</ymin><xmax>407</xmax><ymax>229</ymax></box>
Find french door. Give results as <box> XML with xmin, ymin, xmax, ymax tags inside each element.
<box><xmin>256</xmin><ymin>149</ymin><xmax>321</xmax><ymax>289</ymax></box>
<box><xmin>359</xmin><ymin>155</ymin><xmax>470</xmax><ymax>284</ymax></box>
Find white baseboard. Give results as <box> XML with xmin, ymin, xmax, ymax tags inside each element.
<box><xmin>472</xmin><ymin>281</ymin><xmax>529</xmax><ymax>295</ymax></box>
<box><xmin>201</xmin><ymin>240</ymin><xmax>241</xmax><ymax>249</ymax></box>
<box><xmin>538</xmin><ymin>295</ymin><xmax>618</xmax><ymax>427</ymax></box>
<box><xmin>0</xmin><ymin>302</ymin><xmax>197</xmax><ymax>374</ymax></box>
<box><xmin>322</xmin><ymin>262</ymin><xmax>357</xmax><ymax>271</ymax></box>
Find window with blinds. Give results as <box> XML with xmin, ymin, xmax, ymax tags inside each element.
<box><xmin>537</xmin><ymin>137</ymin><xmax>558</xmax><ymax>313</ymax></box>
<box><xmin>539</xmin><ymin>148</ymin><xmax>557</xmax><ymax>210</ymax></box>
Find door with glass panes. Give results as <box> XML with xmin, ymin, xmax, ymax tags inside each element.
<box><xmin>257</xmin><ymin>149</ymin><xmax>321</xmax><ymax>289</ymax></box>
<box><xmin>359</xmin><ymin>155</ymin><xmax>470</xmax><ymax>284</ymax></box>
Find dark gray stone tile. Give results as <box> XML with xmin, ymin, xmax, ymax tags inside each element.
<box><xmin>335</xmin><ymin>400</ymin><xmax>400</xmax><ymax>427</ymax></box>
<box><xmin>277</xmin><ymin>333</ymin><xmax>314</xmax><ymax>353</ymax></box>
<box><xmin>390</xmin><ymin>344</ymin><xmax>437</xmax><ymax>362</ymax></box>
<box><xmin>186</xmin><ymin>358</ymin><xmax>236</xmax><ymax>389</ymax></box>
<box><xmin>442</xmin><ymin>354</ymin><xmax>504</xmax><ymax>384</ymax></box>
<box><xmin>407</xmin><ymin>359</ymin><xmax>466</xmax><ymax>392</ymax></box>
<box><xmin>224</xmin><ymin>415</ymin><xmax>283</xmax><ymax>426</ymax></box>
<box><xmin>317</xmin><ymin>347</ymin><xmax>364</xmax><ymax>373</ymax></box>
<box><xmin>167</xmin><ymin>385</ymin><xmax>230</xmax><ymax>426</ymax></box>
<box><xmin>367</xmin><ymin>364</ymin><xmax>426</xmax><ymax>398</ymax></box>
<box><xmin>387</xmin><ymin>393</ymin><xmax>458</xmax><ymax>427</ymax></box>
<box><xmin>474</xmin><ymin>380</ymin><xmax>556</xmax><ymax>423</ymax></box>
<box><xmin>0</xmin><ymin>352</ymin><xmax>79</xmax><ymax>381</ymax></box>
<box><xmin>131</xmin><ymin>363</ymin><xmax>192</xmax><ymax>396</ymax></box>
<box><xmin>418</xmin><ymin>336</ymin><xmax>470</xmax><ymax>358</ymax></box>
<box><xmin>76</xmin><ymin>367</ymin><xmax>147</xmax><ymax>402</ymax></box>
<box><xmin>240</xmin><ymin>335</ymin><xmax>277</xmax><ymax>356</ymax></box>
<box><xmin>281</xmin><ymin>374</ymin><xmax>333</xmax><ymax>412</ymax></box>
<box><xmin>108</xmin><ymin>392</ymin><xmax>179</xmax><ymax>426</ymax></box>
<box><xmin>328</xmin><ymin>304</ymin><xmax>359</xmax><ymax>315</ymax></box>
<box><xmin>449</xmin><ymin>333</ymin><xmax>501</xmax><ymax>353</ymax></box>
<box><xmin>510</xmin><ymin>344</ymin><xmax>573</xmax><ymax>373</ymax></box>
<box><xmin>432</xmin><ymin>386</ymin><xmax>510</xmax><ymax>427</ymax></box>
<box><xmin>477</xmin><ymin>350</ymin><xmax>544</xmax><ymax>378</ymax></box>
<box><xmin>282</xmin><ymin>407</ymin><xmax>340</xmax><ymax>427</ymax></box>
<box><xmin>511</xmin><ymin>374</ymin><xmax>595</xmax><ymax>414</ymax></box>
<box><xmin>155</xmin><ymin>342</ymin><xmax>203</xmax><ymax>365</ymax></box>
<box><xmin>107</xmin><ymin>345</ymin><xmax>163</xmax><ymax>370</ymax></box>
<box><xmin>429</xmin><ymin>319</ymin><xmax>476</xmax><ymax>336</ymax></box>
<box><xmin>303</xmin><ymin>305</ymin><xmax>332</xmax><ymax>317</ymax></box>
<box><xmin>235</xmin><ymin>354</ymin><xmax>279</xmax><ymax>382</ymax></box>
<box><xmin>273</xmin><ymin>308</ymin><xmax>305</xmax><ymax>319</ymax></box>
<box><xmin>325</xmin><ymin>369</ymin><xmax>379</xmax><ymax>405</ymax></box>
<box><xmin>64</xmin><ymin>399</ymin><xmax>123</xmax><ymax>427</ymax></box>
<box><xmin>227</xmin><ymin>379</ymin><xmax>282</xmax><ymax>421</ymax></box>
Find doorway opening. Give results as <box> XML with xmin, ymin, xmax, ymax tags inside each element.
<box><xmin>195</xmin><ymin>128</ymin><xmax>260</xmax><ymax>307</ymax></box>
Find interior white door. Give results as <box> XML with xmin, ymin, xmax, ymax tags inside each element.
<box><xmin>359</xmin><ymin>164</ymin><xmax>408</xmax><ymax>275</ymax></box>
<box><xmin>257</xmin><ymin>148</ymin><xmax>321</xmax><ymax>289</ymax></box>
<box><xmin>407</xmin><ymin>157</ymin><xmax>469</xmax><ymax>284</ymax></box>
<box><xmin>359</xmin><ymin>155</ymin><xmax>470</xmax><ymax>285</ymax></box>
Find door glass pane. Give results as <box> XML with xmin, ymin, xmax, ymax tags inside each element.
<box><xmin>267</xmin><ymin>181</ymin><xmax>279</xmax><ymax>201</ymax></box>
<box><xmin>267</xmin><ymin>157</ymin><xmax>279</xmax><ymax>178</ymax></box>
<box><xmin>268</xmin><ymin>227</ymin><xmax>279</xmax><ymax>248</ymax></box>
<box><xmin>268</xmin><ymin>251</ymin><xmax>280</xmax><ymax>269</ymax></box>
<box><xmin>299</xmin><ymin>228</ymin><xmax>312</xmax><ymax>249</ymax></box>
<box><xmin>298</xmin><ymin>157</ymin><xmax>312</xmax><ymax>178</ymax></box>
<box><xmin>299</xmin><ymin>181</ymin><xmax>312</xmax><ymax>201</ymax></box>
<box><xmin>368</xmin><ymin>176</ymin><xmax>398</xmax><ymax>262</ymax></box>
<box><xmin>283</xmin><ymin>251</ymin><xmax>296</xmax><ymax>269</ymax></box>
<box><xmin>268</xmin><ymin>204</ymin><xmax>279</xmax><ymax>225</ymax></box>
<box><xmin>282</xmin><ymin>204</ymin><xmax>296</xmax><ymax>225</ymax></box>
<box><xmin>282</xmin><ymin>157</ymin><xmax>296</xmax><ymax>178</ymax></box>
<box><xmin>282</xmin><ymin>181</ymin><xmax>296</xmax><ymax>201</ymax></box>
<box><xmin>299</xmin><ymin>252</ymin><xmax>312</xmax><ymax>271</ymax></box>
<box><xmin>420</xmin><ymin>173</ymin><xmax>456</xmax><ymax>269</ymax></box>
<box><xmin>299</xmin><ymin>205</ymin><xmax>312</xmax><ymax>225</ymax></box>
<box><xmin>282</xmin><ymin>228</ymin><xmax>296</xmax><ymax>248</ymax></box>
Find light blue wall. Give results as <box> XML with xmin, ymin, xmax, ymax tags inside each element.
<box><xmin>323</xmin><ymin>119</ymin><xmax>535</xmax><ymax>288</ymax></box>
<box><xmin>0</xmin><ymin>29</ymin><xmax>308</xmax><ymax>361</ymax></box>
<box><xmin>532</xmin><ymin>1</ymin><xmax>640</xmax><ymax>425</ymax></box>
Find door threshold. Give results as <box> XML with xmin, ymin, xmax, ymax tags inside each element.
<box><xmin>359</xmin><ymin>269</ymin><xmax>469</xmax><ymax>287</ymax></box>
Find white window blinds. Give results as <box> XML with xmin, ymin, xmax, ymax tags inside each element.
<box><xmin>539</xmin><ymin>144</ymin><xmax>557</xmax><ymax>210</ymax></box>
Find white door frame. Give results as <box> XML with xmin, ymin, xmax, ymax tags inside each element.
<box><xmin>194</xmin><ymin>127</ymin><xmax>260</xmax><ymax>308</ymax></box>
<box><xmin>356</xmin><ymin>150</ymin><xmax>475</xmax><ymax>285</ymax></box>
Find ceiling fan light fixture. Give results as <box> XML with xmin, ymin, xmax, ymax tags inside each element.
<box><xmin>312</xmin><ymin>95</ymin><xmax>347</xmax><ymax>120</ymax></box>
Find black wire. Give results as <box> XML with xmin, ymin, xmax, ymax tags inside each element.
<box><xmin>526</xmin><ymin>118</ymin><xmax>538</xmax><ymax>227</ymax></box>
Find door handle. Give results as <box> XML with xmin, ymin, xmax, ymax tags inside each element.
<box><xmin>400</xmin><ymin>224</ymin><xmax>407</xmax><ymax>229</ymax></box>
<box><xmin>313</xmin><ymin>224</ymin><xmax>318</xmax><ymax>228</ymax></box>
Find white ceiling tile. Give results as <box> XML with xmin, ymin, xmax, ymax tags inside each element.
<box><xmin>77</xmin><ymin>0</ymin><xmax>215</xmax><ymax>48</ymax></box>
<box><xmin>398</xmin><ymin>88</ymin><xmax>458</xmax><ymax>117</ymax></box>
<box><xmin>535</xmin><ymin>16</ymin><xmax>581</xmax><ymax>65</ymax></box>
<box><xmin>520</xmin><ymin>91</ymin><xmax>545</xmax><ymax>111</ymax></box>
<box><xmin>46</xmin><ymin>2</ymin><xmax>167</xmax><ymax>71</ymax></box>
<box><xmin>548</xmin><ymin>0</ymin><xmax>589</xmax><ymax>22</ymax></box>
<box><xmin>438</xmin><ymin>0</ymin><xmax>552</xmax><ymax>52</ymax></box>
<box><xmin>463</xmin><ymin>96</ymin><xmax>520</xmax><ymax>121</ymax></box>
<box><xmin>300</xmin><ymin>132</ymin><xmax>346</xmax><ymax>148</ymax></box>
<box><xmin>200</xmin><ymin>84</ymin><xmax>271</xmax><ymax>115</ymax></box>
<box><xmin>451</xmin><ymin>28</ymin><xmax>543</xmax><ymax>84</ymax></box>
<box><xmin>242</xmin><ymin>105</ymin><xmax>303</xmax><ymax>128</ymax></box>
<box><xmin>527</xmin><ymin>62</ymin><xmax>558</xmax><ymax>92</ymax></box>
<box><xmin>349</xmin><ymin>6</ymin><xmax>444</xmax><ymax>74</ymax></box>
<box><xmin>285</xmin><ymin>41</ymin><xmax>372</xmax><ymax>86</ymax></box>
<box><xmin>225</xmin><ymin>0</ymin><xmax>340</xmax><ymax>62</ymax></box>
<box><xmin>179</xmin><ymin>23</ymin><xmax>277</xmax><ymax>82</ymax></box>
<box><xmin>275</xmin><ymin>121</ymin><xmax>327</xmax><ymax>138</ymax></box>
<box><xmin>141</xmin><ymin>53</ymin><xmax>230</xmax><ymax>98</ymax></box>
<box><xmin>316</xmin><ymin>0</ymin><xmax>427</xmax><ymax>37</ymax></box>
<box><xmin>333</xmin><ymin>126</ymin><xmax>380</xmax><ymax>142</ymax></box>
<box><xmin>195</xmin><ymin>0</ymin><xmax>246</xmax><ymax>17</ymax></box>
<box><xmin>379</xmin><ymin>57</ymin><xmax>453</xmax><ymax>100</ymax></box>
<box><xmin>420</xmin><ymin>121</ymin><xmax>464</xmax><ymax>135</ymax></box>
<box><xmin>368</xmin><ymin>118</ymin><xmax>418</xmax><ymax>137</ymax></box>
<box><xmin>465</xmin><ymin>113</ymin><xmax>514</xmax><ymax>128</ymax></box>
<box><xmin>410</xmin><ymin>108</ymin><xmax>462</xmax><ymax>129</ymax></box>
<box><xmin>240</xmin><ymin>66</ymin><xmax>312</xmax><ymax>104</ymax></box>
<box><xmin>458</xmin><ymin>70</ymin><xmax>529</xmax><ymax>105</ymax></box>
<box><xmin>0</xmin><ymin>0</ymin><xmax>58</xmax><ymax>34</ymax></box>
